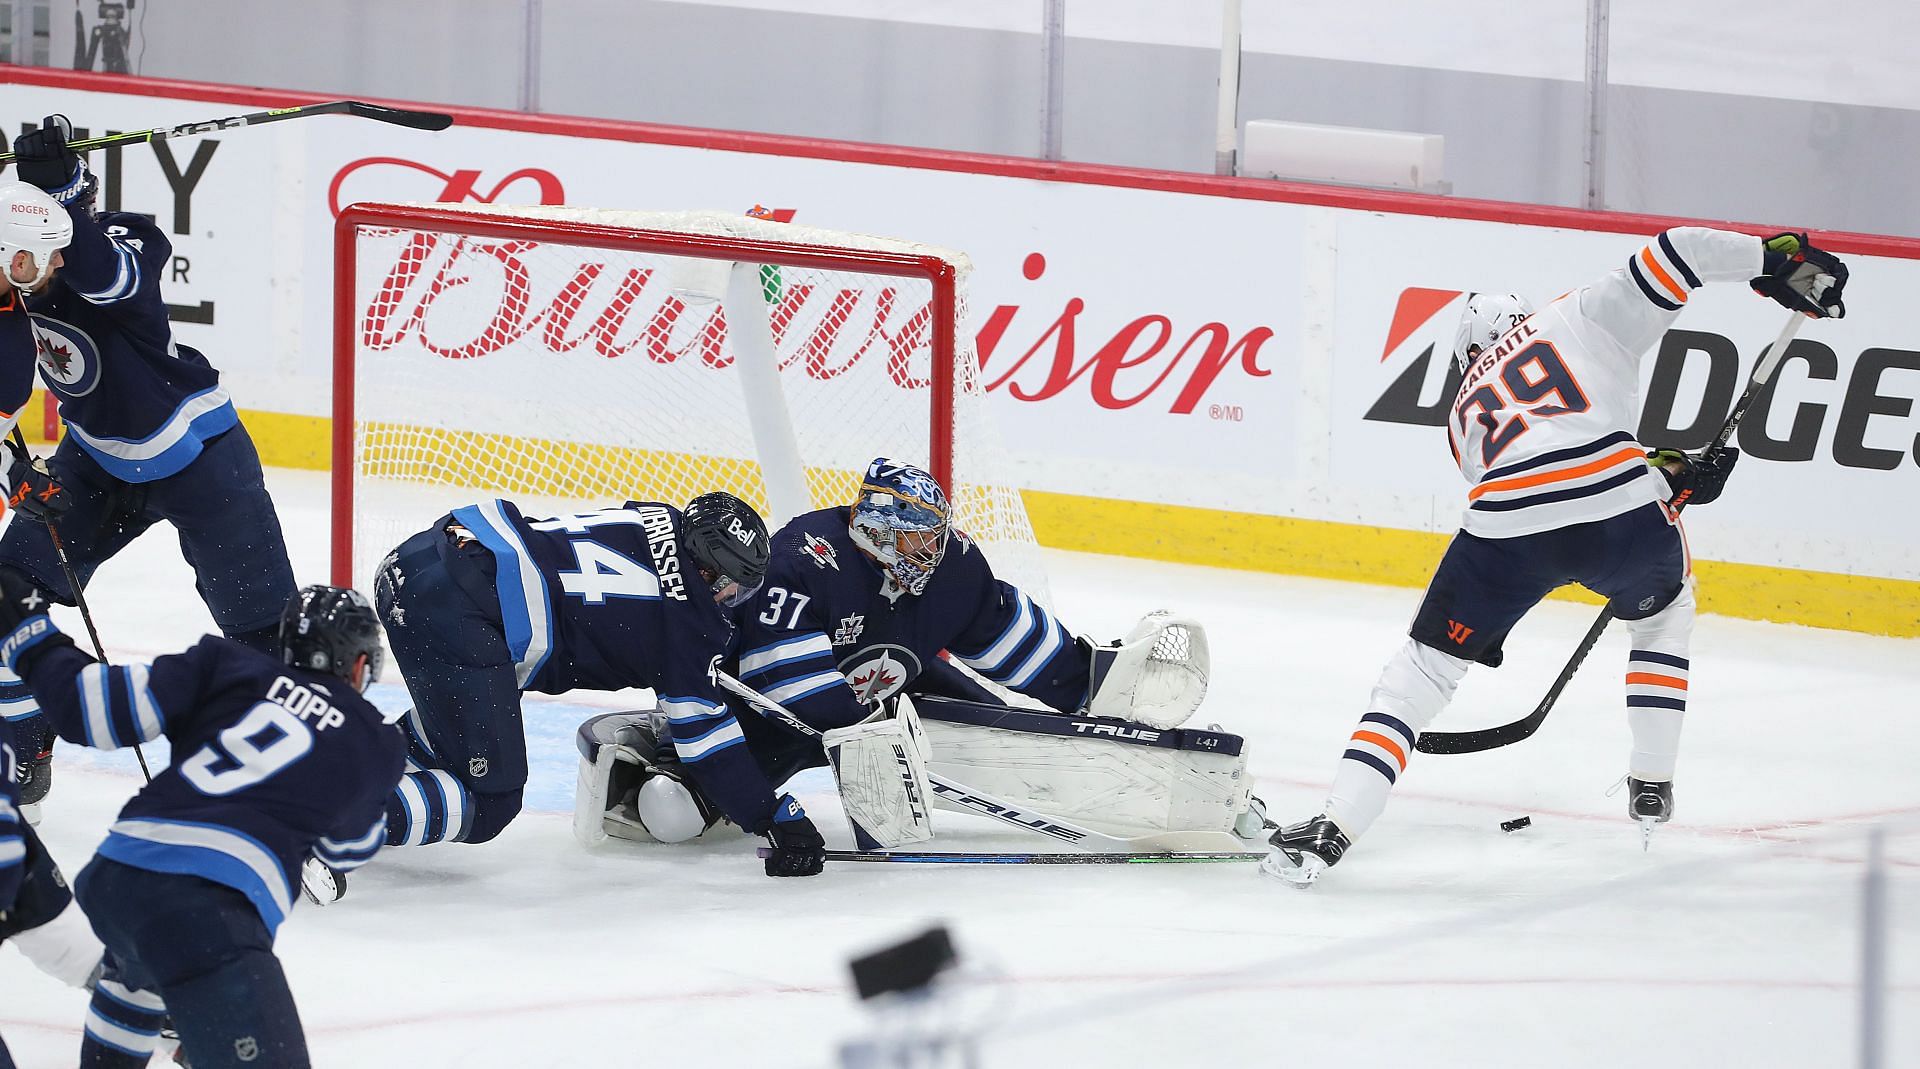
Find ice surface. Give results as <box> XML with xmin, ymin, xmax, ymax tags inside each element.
<box><xmin>2</xmin><ymin>469</ymin><xmax>1915</xmax><ymax>1067</ymax></box>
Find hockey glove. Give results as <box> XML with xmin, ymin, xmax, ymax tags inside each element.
<box><xmin>1751</xmin><ymin>232</ymin><xmax>1846</xmax><ymax>319</ymax></box>
<box><xmin>11</xmin><ymin>115</ymin><xmax>96</xmax><ymax>209</ymax></box>
<box><xmin>4</xmin><ymin>440</ymin><xmax>70</xmax><ymax>523</ymax></box>
<box><xmin>0</xmin><ymin>565</ymin><xmax>69</xmax><ymax>675</ymax></box>
<box><xmin>763</xmin><ymin>794</ymin><xmax>825</xmax><ymax>877</ymax></box>
<box><xmin>1648</xmin><ymin>447</ymin><xmax>1739</xmax><ymax>509</ymax></box>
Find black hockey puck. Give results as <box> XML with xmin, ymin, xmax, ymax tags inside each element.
<box><xmin>1500</xmin><ymin>816</ymin><xmax>1532</xmax><ymax>833</ymax></box>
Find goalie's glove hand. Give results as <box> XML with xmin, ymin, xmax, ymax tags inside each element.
<box><xmin>762</xmin><ymin>794</ymin><xmax>825</xmax><ymax>878</ymax></box>
<box><xmin>12</xmin><ymin>115</ymin><xmax>96</xmax><ymax>210</ymax></box>
<box><xmin>1751</xmin><ymin>232</ymin><xmax>1847</xmax><ymax>319</ymax></box>
<box><xmin>5</xmin><ymin>440</ymin><xmax>71</xmax><ymax>523</ymax></box>
<box><xmin>1648</xmin><ymin>447</ymin><xmax>1739</xmax><ymax>509</ymax></box>
<box><xmin>0</xmin><ymin>565</ymin><xmax>70</xmax><ymax>674</ymax></box>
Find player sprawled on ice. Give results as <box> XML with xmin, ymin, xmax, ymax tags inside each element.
<box><xmin>0</xmin><ymin>116</ymin><xmax>299</xmax><ymax>817</ymax></box>
<box><xmin>1264</xmin><ymin>229</ymin><xmax>1849</xmax><ymax>887</ymax></box>
<box><xmin>577</xmin><ymin>459</ymin><xmax>1248</xmax><ymax>858</ymax></box>
<box><xmin>366</xmin><ymin>492</ymin><xmax>826</xmax><ymax>880</ymax></box>
<box><xmin>0</xmin><ymin>580</ymin><xmax>403</xmax><ymax>1067</ymax></box>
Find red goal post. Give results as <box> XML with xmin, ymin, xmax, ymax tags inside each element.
<box><xmin>330</xmin><ymin>202</ymin><xmax>1047</xmax><ymax>602</ymax></box>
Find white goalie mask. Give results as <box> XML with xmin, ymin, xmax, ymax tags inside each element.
<box><xmin>1452</xmin><ymin>292</ymin><xmax>1535</xmax><ymax>373</ymax></box>
<box><xmin>0</xmin><ymin>181</ymin><xmax>71</xmax><ymax>293</ymax></box>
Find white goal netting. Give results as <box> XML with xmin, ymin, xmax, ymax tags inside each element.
<box><xmin>335</xmin><ymin>204</ymin><xmax>1047</xmax><ymax>604</ymax></box>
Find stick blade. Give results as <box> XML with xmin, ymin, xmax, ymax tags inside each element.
<box><xmin>1414</xmin><ymin>720</ymin><xmax>1538</xmax><ymax>755</ymax></box>
<box><xmin>345</xmin><ymin>102</ymin><xmax>454</xmax><ymax>131</ymax></box>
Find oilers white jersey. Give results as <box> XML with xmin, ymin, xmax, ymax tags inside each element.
<box><xmin>1448</xmin><ymin>227</ymin><xmax>1763</xmax><ymax>538</ymax></box>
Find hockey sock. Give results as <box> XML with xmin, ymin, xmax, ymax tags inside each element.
<box><xmin>80</xmin><ymin>974</ymin><xmax>168</xmax><ymax>1068</ymax></box>
<box><xmin>1623</xmin><ymin>583</ymin><xmax>1693</xmax><ymax>781</ymax></box>
<box><xmin>385</xmin><ymin>768</ymin><xmax>475</xmax><ymax>846</ymax></box>
<box><xmin>1324</xmin><ymin>638</ymin><xmax>1469</xmax><ymax>841</ymax></box>
<box><xmin>0</xmin><ymin>670</ymin><xmax>40</xmax><ymax>723</ymax></box>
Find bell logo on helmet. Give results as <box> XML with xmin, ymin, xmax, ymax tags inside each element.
<box><xmin>726</xmin><ymin>515</ymin><xmax>757</xmax><ymax>547</ymax></box>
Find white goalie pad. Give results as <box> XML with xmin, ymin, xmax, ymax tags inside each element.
<box><xmin>572</xmin><ymin>711</ymin><xmax>712</xmax><ymax>846</ymax></box>
<box><xmin>823</xmin><ymin>700</ymin><xmax>935</xmax><ymax>850</ymax></box>
<box><xmin>1085</xmin><ymin>611</ymin><xmax>1210</xmax><ymax>729</ymax></box>
<box><xmin>916</xmin><ymin>697</ymin><xmax>1249</xmax><ymax>850</ymax></box>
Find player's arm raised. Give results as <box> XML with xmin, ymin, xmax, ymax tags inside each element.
<box><xmin>11</xmin><ymin>116</ymin><xmax>171</xmax><ymax>309</ymax></box>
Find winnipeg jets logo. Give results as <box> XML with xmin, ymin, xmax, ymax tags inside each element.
<box><xmin>28</xmin><ymin>315</ymin><xmax>103</xmax><ymax>397</ymax></box>
<box><xmin>801</xmin><ymin>532</ymin><xmax>839</xmax><ymax>571</ymax></box>
<box><xmin>832</xmin><ymin>614</ymin><xmax>865</xmax><ymax>646</ymax></box>
<box><xmin>838</xmin><ymin>644</ymin><xmax>921</xmax><ymax>703</ymax></box>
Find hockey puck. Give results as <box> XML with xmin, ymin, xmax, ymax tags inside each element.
<box><xmin>1500</xmin><ymin>816</ymin><xmax>1532</xmax><ymax>833</ymax></box>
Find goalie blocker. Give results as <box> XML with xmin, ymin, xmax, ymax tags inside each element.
<box><xmin>574</xmin><ymin>693</ymin><xmax>1257</xmax><ymax>853</ymax></box>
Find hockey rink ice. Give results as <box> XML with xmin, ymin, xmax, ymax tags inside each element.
<box><xmin>1</xmin><ymin>468</ymin><xmax>1914</xmax><ymax>1067</ymax></box>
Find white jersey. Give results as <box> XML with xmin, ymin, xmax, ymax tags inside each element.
<box><xmin>1448</xmin><ymin>227</ymin><xmax>1762</xmax><ymax>538</ymax></box>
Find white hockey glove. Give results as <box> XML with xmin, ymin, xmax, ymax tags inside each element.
<box><xmin>1084</xmin><ymin>612</ymin><xmax>1210</xmax><ymax>729</ymax></box>
<box><xmin>823</xmin><ymin>694</ymin><xmax>934</xmax><ymax>849</ymax></box>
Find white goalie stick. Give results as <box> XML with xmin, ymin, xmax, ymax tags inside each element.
<box><xmin>713</xmin><ymin>669</ymin><xmax>1157</xmax><ymax>851</ymax></box>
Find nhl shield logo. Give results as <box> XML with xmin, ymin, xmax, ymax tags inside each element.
<box><xmin>1639</xmin><ymin>595</ymin><xmax>1658</xmax><ymax>611</ymax></box>
<box><xmin>233</xmin><ymin>1036</ymin><xmax>260</xmax><ymax>1062</ymax></box>
<box><xmin>29</xmin><ymin>315</ymin><xmax>104</xmax><ymax>398</ymax></box>
<box><xmin>469</xmin><ymin>757</ymin><xmax>490</xmax><ymax>778</ymax></box>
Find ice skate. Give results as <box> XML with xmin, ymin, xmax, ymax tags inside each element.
<box><xmin>1628</xmin><ymin>777</ymin><xmax>1673</xmax><ymax>851</ymax></box>
<box><xmin>1261</xmin><ymin>814</ymin><xmax>1350</xmax><ymax>888</ymax></box>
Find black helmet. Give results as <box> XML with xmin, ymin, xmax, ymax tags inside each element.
<box><xmin>280</xmin><ymin>584</ymin><xmax>384</xmax><ymax>692</ymax></box>
<box><xmin>682</xmin><ymin>493</ymin><xmax>770</xmax><ymax>608</ymax></box>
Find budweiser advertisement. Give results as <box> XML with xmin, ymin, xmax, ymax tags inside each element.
<box><xmin>4</xmin><ymin>78</ymin><xmax>1915</xmax><ymax>589</ymax></box>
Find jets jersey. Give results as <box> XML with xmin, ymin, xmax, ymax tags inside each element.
<box><xmin>732</xmin><ymin>508</ymin><xmax>1090</xmax><ymax>731</ymax></box>
<box><xmin>448</xmin><ymin>499</ymin><xmax>782</xmax><ymax>830</ymax></box>
<box><xmin>0</xmin><ymin>716</ymin><xmax>21</xmax><ymax>911</ymax></box>
<box><xmin>1448</xmin><ymin>227</ymin><xmax>1763</xmax><ymax>538</ymax></box>
<box><xmin>0</xmin><ymin>291</ymin><xmax>35</xmax><ymax>447</ymax></box>
<box><xmin>10</xmin><ymin>207</ymin><xmax>237</xmax><ymax>482</ymax></box>
<box><xmin>10</xmin><ymin>631</ymin><xmax>405</xmax><ymax>937</ymax></box>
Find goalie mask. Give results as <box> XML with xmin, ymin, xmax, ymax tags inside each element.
<box><xmin>0</xmin><ymin>181</ymin><xmax>71</xmax><ymax>293</ymax></box>
<box><xmin>1452</xmin><ymin>292</ymin><xmax>1535</xmax><ymax>373</ymax></box>
<box><xmin>848</xmin><ymin>458</ymin><xmax>950</xmax><ymax>597</ymax></box>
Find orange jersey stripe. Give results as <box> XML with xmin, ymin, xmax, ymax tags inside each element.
<box><xmin>1626</xmin><ymin>671</ymin><xmax>1688</xmax><ymax>690</ymax></box>
<box><xmin>1468</xmin><ymin>446</ymin><xmax>1644</xmax><ymax>502</ymax></box>
<box><xmin>1351</xmin><ymin>729</ymin><xmax>1408</xmax><ymax>770</ymax></box>
<box><xmin>1639</xmin><ymin>247</ymin><xmax>1688</xmax><ymax>304</ymax></box>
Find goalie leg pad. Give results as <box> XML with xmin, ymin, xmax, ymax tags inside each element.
<box><xmin>1086</xmin><ymin>612</ymin><xmax>1210</xmax><ymax>729</ymax></box>
<box><xmin>573</xmin><ymin>711</ymin><xmax>719</xmax><ymax>845</ymax></box>
<box><xmin>823</xmin><ymin>705</ymin><xmax>934</xmax><ymax>850</ymax></box>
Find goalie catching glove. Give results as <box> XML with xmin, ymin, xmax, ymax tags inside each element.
<box><xmin>1751</xmin><ymin>232</ymin><xmax>1847</xmax><ymax>319</ymax></box>
<box><xmin>1084</xmin><ymin>611</ymin><xmax>1210</xmax><ymax>729</ymax></box>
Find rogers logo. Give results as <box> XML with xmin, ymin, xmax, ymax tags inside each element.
<box><xmin>8</xmin><ymin>202</ymin><xmax>50</xmax><ymax>217</ymax></box>
<box><xmin>329</xmin><ymin>158</ymin><xmax>564</xmax><ymax>217</ymax></box>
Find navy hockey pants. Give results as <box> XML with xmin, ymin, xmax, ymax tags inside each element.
<box><xmin>1410</xmin><ymin>501</ymin><xmax>1687</xmax><ymax>667</ymax></box>
<box><xmin>374</xmin><ymin>526</ymin><xmax>527</xmax><ymax>845</ymax></box>
<box><xmin>74</xmin><ymin>858</ymin><xmax>307</xmax><ymax>1069</ymax></box>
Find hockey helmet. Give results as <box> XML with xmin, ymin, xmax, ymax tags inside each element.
<box><xmin>683</xmin><ymin>493</ymin><xmax>771</xmax><ymax>607</ymax></box>
<box><xmin>1452</xmin><ymin>292</ymin><xmax>1535</xmax><ymax>373</ymax></box>
<box><xmin>848</xmin><ymin>458</ymin><xmax>950</xmax><ymax>596</ymax></box>
<box><xmin>280</xmin><ymin>584</ymin><xmax>385</xmax><ymax>693</ymax></box>
<box><xmin>0</xmin><ymin>181</ymin><xmax>70</xmax><ymax>292</ymax></box>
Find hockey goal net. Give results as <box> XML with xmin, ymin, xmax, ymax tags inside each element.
<box><xmin>331</xmin><ymin>203</ymin><xmax>1047</xmax><ymax>603</ymax></box>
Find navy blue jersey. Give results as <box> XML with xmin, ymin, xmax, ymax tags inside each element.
<box><xmin>0</xmin><ymin>290</ymin><xmax>34</xmax><ymax>442</ymax></box>
<box><xmin>450</xmin><ymin>499</ymin><xmax>782</xmax><ymax>829</ymax></box>
<box><xmin>0</xmin><ymin>716</ymin><xmax>21</xmax><ymax>910</ymax></box>
<box><xmin>11</xmin><ymin>630</ymin><xmax>405</xmax><ymax>937</ymax></box>
<box><xmin>12</xmin><ymin>207</ymin><xmax>237</xmax><ymax>482</ymax></box>
<box><xmin>732</xmin><ymin>508</ymin><xmax>1090</xmax><ymax>731</ymax></box>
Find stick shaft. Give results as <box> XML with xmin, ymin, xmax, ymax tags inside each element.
<box><xmin>762</xmin><ymin>847</ymin><xmax>1262</xmax><ymax>866</ymax></box>
<box><xmin>0</xmin><ymin>100</ymin><xmax>452</xmax><ymax>162</ymax></box>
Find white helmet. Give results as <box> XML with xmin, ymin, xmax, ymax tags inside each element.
<box><xmin>0</xmin><ymin>181</ymin><xmax>71</xmax><ymax>292</ymax></box>
<box><xmin>1452</xmin><ymin>292</ymin><xmax>1535</xmax><ymax>372</ymax></box>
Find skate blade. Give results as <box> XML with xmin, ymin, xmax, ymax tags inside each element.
<box><xmin>1259</xmin><ymin>850</ymin><xmax>1327</xmax><ymax>888</ymax></box>
<box><xmin>1638</xmin><ymin>816</ymin><xmax>1658</xmax><ymax>852</ymax></box>
<box><xmin>300</xmin><ymin>860</ymin><xmax>344</xmax><ymax>906</ymax></box>
<box><xmin>20</xmin><ymin>801</ymin><xmax>42</xmax><ymax>827</ymax></box>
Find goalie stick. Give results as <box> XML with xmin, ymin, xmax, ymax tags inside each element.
<box><xmin>0</xmin><ymin>99</ymin><xmax>452</xmax><ymax>162</ymax></box>
<box><xmin>1415</xmin><ymin>309</ymin><xmax>1809</xmax><ymax>756</ymax></box>
<box><xmin>712</xmin><ymin>669</ymin><xmax>1157</xmax><ymax>851</ymax></box>
<box><xmin>761</xmin><ymin>847</ymin><xmax>1262</xmax><ymax>866</ymax></box>
<box><xmin>6</xmin><ymin>428</ymin><xmax>149</xmax><ymax>781</ymax></box>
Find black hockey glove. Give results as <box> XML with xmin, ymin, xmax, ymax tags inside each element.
<box><xmin>1751</xmin><ymin>232</ymin><xmax>1847</xmax><ymax>319</ymax></box>
<box><xmin>1648</xmin><ymin>447</ymin><xmax>1739</xmax><ymax>509</ymax></box>
<box><xmin>0</xmin><ymin>565</ymin><xmax>70</xmax><ymax>677</ymax></box>
<box><xmin>4</xmin><ymin>439</ymin><xmax>71</xmax><ymax>523</ymax></box>
<box><xmin>763</xmin><ymin>794</ymin><xmax>825</xmax><ymax>877</ymax></box>
<box><xmin>11</xmin><ymin>115</ymin><xmax>96</xmax><ymax>209</ymax></box>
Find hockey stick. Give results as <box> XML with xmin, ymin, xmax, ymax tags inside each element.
<box><xmin>0</xmin><ymin>100</ymin><xmax>452</xmax><ymax>162</ymax></box>
<box><xmin>1415</xmin><ymin>309</ymin><xmax>1809</xmax><ymax>756</ymax></box>
<box><xmin>713</xmin><ymin>669</ymin><xmax>1148</xmax><ymax>850</ymax></box>
<box><xmin>760</xmin><ymin>847</ymin><xmax>1262</xmax><ymax>866</ymax></box>
<box><xmin>6</xmin><ymin>428</ymin><xmax>150</xmax><ymax>780</ymax></box>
